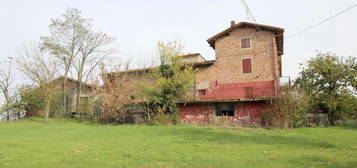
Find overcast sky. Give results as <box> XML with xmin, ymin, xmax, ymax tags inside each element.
<box><xmin>0</xmin><ymin>0</ymin><xmax>357</xmax><ymax>104</ymax></box>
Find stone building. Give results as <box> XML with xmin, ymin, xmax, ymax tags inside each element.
<box><xmin>106</xmin><ymin>21</ymin><xmax>284</xmax><ymax>126</ymax></box>
<box><xmin>178</xmin><ymin>22</ymin><xmax>284</xmax><ymax>126</ymax></box>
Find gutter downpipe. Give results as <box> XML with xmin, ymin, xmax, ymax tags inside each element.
<box><xmin>272</xmin><ymin>35</ymin><xmax>278</xmax><ymax>96</ymax></box>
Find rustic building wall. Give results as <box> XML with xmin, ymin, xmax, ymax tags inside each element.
<box><xmin>179</xmin><ymin>101</ymin><xmax>268</xmax><ymax>126</ymax></box>
<box><xmin>194</xmin><ymin>28</ymin><xmax>279</xmax><ymax>99</ymax></box>
<box><xmin>103</xmin><ymin>72</ymin><xmax>151</xmax><ymax>104</ymax></box>
<box><xmin>104</xmin><ymin>24</ymin><xmax>281</xmax><ymax>127</ymax></box>
<box><xmin>179</xmin><ymin>27</ymin><xmax>279</xmax><ymax>126</ymax></box>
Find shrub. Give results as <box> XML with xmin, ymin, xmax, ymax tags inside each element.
<box><xmin>265</xmin><ymin>85</ymin><xmax>309</xmax><ymax>128</ymax></box>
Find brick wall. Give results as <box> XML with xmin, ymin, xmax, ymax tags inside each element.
<box><xmin>105</xmin><ymin>27</ymin><xmax>281</xmax><ymax>102</ymax></box>
<box><xmin>179</xmin><ymin>101</ymin><xmax>268</xmax><ymax>126</ymax></box>
<box><xmin>194</xmin><ymin>27</ymin><xmax>280</xmax><ymax>99</ymax></box>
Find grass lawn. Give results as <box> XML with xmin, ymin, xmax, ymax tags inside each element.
<box><xmin>0</xmin><ymin>118</ymin><xmax>357</xmax><ymax>168</ymax></box>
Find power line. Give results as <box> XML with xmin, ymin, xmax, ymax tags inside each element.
<box><xmin>240</xmin><ymin>0</ymin><xmax>258</xmax><ymax>24</ymax></box>
<box><xmin>240</xmin><ymin>0</ymin><xmax>261</xmax><ymax>30</ymax></box>
<box><xmin>286</xmin><ymin>3</ymin><xmax>357</xmax><ymax>39</ymax></box>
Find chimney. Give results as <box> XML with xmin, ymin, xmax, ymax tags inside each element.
<box><xmin>230</xmin><ymin>20</ymin><xmax>235</xmax><ymax>27</ymax></box>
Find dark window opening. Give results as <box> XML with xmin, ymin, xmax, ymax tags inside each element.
<box><xmin>241</xmin><ymin>37</ymin><xmax>251</xmax><ymax>49</ymax></box>
<box><xmin>129</xmin><ymin>95</ymin><xmax>136</xmax><ymax>100</ymax></box>
<box><xmin>216</xmin><ymin>103</ymin><xmax>235</xmax><ymax>116</ymax></box>
<box><xmin>242</xmin><ymin>58</ymin><xmax>252</xmax><ymax>73</ymax></box>
<box><xmin>198</xmin><ymin>89</ymin><xmax>206</xmax><ymax>96</ymax></box>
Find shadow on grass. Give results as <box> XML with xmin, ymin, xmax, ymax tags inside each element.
<box><xmin>160</xmin><ymin>127</ymin><xmax>336</xmax><ymax>149</ymax></box>
<box><xmin>288</xmin><ymin>156</ymin><xmax>357</xmax><ymax>168</ymax></box>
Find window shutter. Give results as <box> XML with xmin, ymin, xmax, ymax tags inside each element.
<box><xmin>242</xmin><ymin>58</ymin><xmax>252</xmax><ymax>73</ymax></box>
<box><xmin>241</xmin><ymin>38</ymin><xmax>251</xmax><ymax>49</ymax></box>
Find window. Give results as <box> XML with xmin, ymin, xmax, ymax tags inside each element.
<box><xmin>242</xmin><ymin>58</ymin><xmax>252</xmax><ymax>73</ymax></box>
<box><xmin>198</xmin><ymin>89</ymin><xmax>206</xmax><ymax>96</ymax></box>
<box><xmin>216</xmin><ymin>104</ymin><xmax>234</xmax><ymax>116</ymax></box>
<box><xmin>241</xmin><ymin>37</ymin><xmax>251</xmax><ymax>49</ymax></box>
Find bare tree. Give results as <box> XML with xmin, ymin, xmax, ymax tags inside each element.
<box><xmin>73</xmin><ymin>30</ymin><xmax>116</xmax><ymax>114</ymax></box>
<box><xmin>16</xmin><ymin>43</ymin><xmax>59</xmax><ymax>123</ymax></box>
<box><xmin>96</xmin><ymin>59</ymin><xmax>134</xmax><ymax>124</ymax></box>
<box><xmin>40</xmin><ymin>8</ymin><xmax>89</xmax><ymax>115</ymax></box>
<box><xmin>0</xmin><ymin>58</ymin><xmax>14</xmax><ymax>121</ymax></box>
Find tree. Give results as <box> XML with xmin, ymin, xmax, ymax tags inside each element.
<box><xmin>0</xmin><ymin>58</ymin><xmax>14</xmax><ymax>121</ymax></box>
<box><xmin>40</xmin><ymin>8</ymin><xmax>89</xmax><ymax>115</ymax></box>
<box><xmin>138</xmin><ymin>40</ymin><xmax>195</xmax><ymax>124</ymax></box>
<box><xmin>295</xmin><ymin>52</ymin><xmax>357</xmax><ymax>125</ymax></box>
<box><xmin>73</xmin><ymin>25</ymin><xmax>116</xmax><ymax>115</ymax></box>
<box><xmin>18</xmin><ymin>85</ymin><xmax>45</xmax><ymax>117</ymax></box>
<box><xmin>16</xmin><ymin>43</ymin><xmax>59</xmax><ymax>123</ymax></box>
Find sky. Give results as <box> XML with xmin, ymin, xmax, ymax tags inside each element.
<box><xmin>0</xmin><ymin>0</ymin><xmax>357</xmax><ymax>104</ymax></box>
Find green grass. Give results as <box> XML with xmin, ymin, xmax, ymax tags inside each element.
<box><xmin>0</xmin><ymin>118</ymin><xmax>357</xmax><ymax>168</ymax></box>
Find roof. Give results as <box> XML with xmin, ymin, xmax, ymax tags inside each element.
<box><xmin>177</xmin><ymin>53</ymin><xmax>206</xmax><ymax>61</ymax></box>
<box><xmin>108</xmin><ymin>59</ymin><xmax>215</xmax><ymax>74</ymax></box>
<box><xmin>106</xmin><ymin>67</ymin><xmax>151</xmax><ymax>75</ymax></box>
<box><xmin>177</xmin><ymin>53</ymin><xmax>201</xmax><ymax>58</ymax></box>
<box><xmin>207</xmin><ymin>22</ymin><xmax>284</xmax><ymax>55</ymax></box>
<box><xmin>53</xmin><ymin>76</ymin><xmax>95</xmax><ymax>88</ymax></box>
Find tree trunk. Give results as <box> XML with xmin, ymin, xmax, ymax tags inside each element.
<box><xmin>75</xmin><ymin>83</ymin><xmax>81</xmax><ymax>115</ymax></box>
<box><xmin>328</xmin><ymin>114</ymin><xmax>336</xmax><ymax>126</ymax></box>
<box><xmin>44</xmin><ymin>97</ymin><xmax>51</xmax><ymax>124</ymax></box>
<box><xmin>17</xmin><ymin>110</ymin><xmax>21</xmax><ymax>120</ymax></box>
<box><xmin>6</xmin><ymin>110</ymin><xmax>10</xmax><ymax>122</ymax></box>
<box><xmin>63</xmin><ymin>74</ymin><xmax>68</xmax><ymax>117</ymax></box>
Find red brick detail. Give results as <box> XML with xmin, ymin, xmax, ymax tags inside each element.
<box><xmin>179</xmin><ymin>101</ymin><xmax>268</xmax><ymax>126</ymax></box>
<box><xmin>235</xmin><ymin>101</ymin><xmax>268</xmax><ymax>126</ymax></box>
<box><xmin>179</xmin><ymin>104</ymin><xmax>214</xmax><ymax>124</ymax></box>
<box><xmin>197</xmin><ymin>80</ymin><xmax>275</xmax><ymax>100</ymax></box>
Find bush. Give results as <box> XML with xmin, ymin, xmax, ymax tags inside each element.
<box><xmin>265</xmin><ymin>85</ymin><xmax>309</xmax><ymax>128</ymax></box>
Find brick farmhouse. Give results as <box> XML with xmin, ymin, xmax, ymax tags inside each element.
<box><xmin>106</xmin><ymin>21</ymin><xmax>284</xmax><ymax>126</ymax></box>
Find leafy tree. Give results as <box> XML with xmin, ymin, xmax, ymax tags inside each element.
<box><xmin>41</xmin><ymin>8</ymin><xmax>88</xmax><ymax>114</ymax></box>
<box><xmin>73</xmin><ymin>28</ymin><xmax>115</xmax><ymax>114</ymax></box>
<box><xmin>295</xmin><ymin>52</ymin><xmax>357</xmax><ymax>125</ymax></box>
<box><xmin>18</xmin><ymin>85</ymin><xmax>45</xmax><ymax>116</ymax></box>
<box><xmin>41</xmin><ymin>7</ymin><xmax>116</xmax><ymax>115</ymax></box>
<box><xmin>138</xmin><ymin>41</ymin><xmax>194</xmax><ymax>124</ymax></box>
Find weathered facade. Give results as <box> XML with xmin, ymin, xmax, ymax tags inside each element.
<box><xmin>179</xmin><ymin>22</ymin><xmax>284</xmax><ymax>126</ymax></box>
<box><xmin>52</xmin><ymin>77</ymin><xmax>95</xmax><ymax>115</ymax></box>
<box><xmin>24</xmin><ymin>76</ymin><xmax>95</xmax><ymax>117</ymax></box>
<box><xmin>106</xmin><ymin>21</ymin><xmax>284</xmax><ymax>126</ymax></box>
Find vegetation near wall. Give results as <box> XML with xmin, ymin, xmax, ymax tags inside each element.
<box><xmin>93</xmin><ymin>61</ymin><xmax>133</xmax><ymax>124</ymax></box>
<box><xmin>266</xmin><ymin>52</ymin><xmax>356</xmax><ymax>128</ymax></box>
<box><xmin>138</xmin><ymin>40</ymin><xmax>195</xmax><ymax>125</ymax></box>
<box><xmin>20</xmin><ymin>86</ymin><xmax>65</xmax><ymax>118</ymax></box>
<box><xmin>265</xmin><ymin>85</ymin><xmax>310</xmax><ymax>128</ymax></box>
